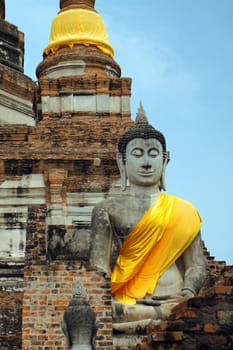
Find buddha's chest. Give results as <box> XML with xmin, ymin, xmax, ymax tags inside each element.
<box><xmin>111</xmin><ymin>203</ymin><xmax>149</xmax><ymax>240</ymax></box>
<box><xmin>108</xmin><ymin>197</ymin><xmax>155</xmax><ymax>268</ymax></box>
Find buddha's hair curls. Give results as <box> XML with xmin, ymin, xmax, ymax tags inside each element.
<box><xmin>118</xmin><ymin>102</ymin><xmax>167</xmax><ymax>158</ymax></box>
<box><xmin>118</xmin><ymin>123</ymin><xmax>167</xmax><ymax>155</ymax></box>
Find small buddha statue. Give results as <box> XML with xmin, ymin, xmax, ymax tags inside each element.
<box><xmin>90</xmin><ymin>102</ymin><xmax>206</xmax><ymax>328</ymax></box>
<box><xmin>62</xmin><ymin>281</ymin><xmax>98</xmax><ymax>349</ymax></box>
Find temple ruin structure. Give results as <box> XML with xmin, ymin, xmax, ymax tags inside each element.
<box><xmin>0</xmin><ymin>1</ymin><xmax>232</xmax><ymax>349</ymax></box>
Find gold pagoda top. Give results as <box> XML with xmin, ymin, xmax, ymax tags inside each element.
<box><xmin>43</xmin><ymin>0</ymin><xmax>114</xmax><ymax>57</ymax></box>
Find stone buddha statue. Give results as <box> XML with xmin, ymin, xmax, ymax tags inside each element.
<box><xmin>90</xmin><ymin>103</ymin><xmax>206</xmax><ymax>328</ymax></box>
<box><xmin>62</xmin><ymin>281</ymin><xmax>98</xmax><ymax>349</ymax></box>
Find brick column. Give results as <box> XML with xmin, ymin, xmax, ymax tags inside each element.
<box><xmin>47</xmin><ymin>168</ymin><xmax>67</xmax><ymax>205</ymax></box>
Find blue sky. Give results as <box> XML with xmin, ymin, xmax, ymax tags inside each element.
<box><xmin>6</xmin><ymin>0</ymin><xmax>233</xmax><ymax>264</ymax></box>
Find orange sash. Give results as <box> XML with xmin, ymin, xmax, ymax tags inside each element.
<box><xmin>111</xmin><ymin>193</ymin><xmax>201</xmax><ymax>304</ymax></box>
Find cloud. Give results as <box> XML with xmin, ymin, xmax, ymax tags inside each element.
<box><xmin>109</xmin><ymin>28</ymin><xmax>202</xmax><ymax>123</ymax></box>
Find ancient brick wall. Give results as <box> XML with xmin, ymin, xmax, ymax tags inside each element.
<box><xmin>0</xmin><ymin>19</ymin><xmax>24</xmax><ymax>72</ymax></box>
<box><xmin>0</xmin><ymin>290</ymin><xmax>22</xmax><ymax>350</ymax></box>
<box><xmin>0</xmin><ymin>73</ymin><xmax>132</xmax><ymax>350</ymax></box>
<box><xmin>136</xmin><ymin>267</ymin><xmax>233</xmax><ymax>350</ymax></box>
<box><xmin>22</xmin><ymin>205</ymin><xmax>113</xmax><ymax>350</ymax></box>
<box><xmin>23</xmin><ymin>263</ymin><xmax>113</xmax><ymax>349</ymax></box>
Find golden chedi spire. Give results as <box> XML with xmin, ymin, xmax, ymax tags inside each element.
<box><xmin>44</xmin><ymin>0</ymin><xmax>114</xmax><ymax>58</ymax></box>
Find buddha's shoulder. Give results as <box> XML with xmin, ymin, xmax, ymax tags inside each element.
<box><xmin>93</xmin><ymin>194</ymin><xmax>141</xmax><ymax>213</ymax></box>
<box><xmin>169</xmin><ymin>194</ymin><xmax>198</xmax><ymax>211</ymax></box>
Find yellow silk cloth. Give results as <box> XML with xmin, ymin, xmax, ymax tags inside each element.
<box><xmin>111</xmin><ymin>193</ymin><xmax>201</xmax><ymax>304</ymax></box>
<box><xmin>44</xmin><ymin>9</ymin><xmax>114</xmax><ymax>57</ymax></box>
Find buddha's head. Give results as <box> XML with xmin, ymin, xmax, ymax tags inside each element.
<box><xmin>117</xmin><ymin>102</ymin><xmax>170</xmax><ymax>191</ymax></box>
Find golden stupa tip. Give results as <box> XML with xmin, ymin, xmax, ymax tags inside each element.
<box><xmin>44</xmin><ymin>4</ymin><xmax>114</xmax><ymax>58</ymax></box>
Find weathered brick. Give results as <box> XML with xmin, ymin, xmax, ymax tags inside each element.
<box><xmin>150</xmin><ymin>331</ymin><xmax>183</xmax><ymax>342</ymax></box>
<box><xmin>204</xmin><ymin>323</ymin><xmax>218</xmax><ymax>333</ymax></box>
<box><xmin>216</xmin><ymin>310</ymin><xmax>233</xmax><ymax>325</ymax></box>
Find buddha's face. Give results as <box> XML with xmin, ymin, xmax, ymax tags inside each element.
<box><xmin>125</xmin><ymin>138</ymin><xmax>164</xmax><ymax>187</ymax></box>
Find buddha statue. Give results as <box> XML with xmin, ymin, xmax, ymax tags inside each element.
<box><xmin>62</xmin><ymin>281</ymin><xmax>98</xmax><ymax>349</ymax></box>
<box><xmin>90</xmin><ymin>103</ymin><xmax>206</xmax><ymax>328</ymax></box>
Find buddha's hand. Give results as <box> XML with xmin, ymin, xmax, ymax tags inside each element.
<box><xmin>136</xmin><ymin>298</ymin><xmax>161</xmax><ymax>306</ymax></box>
<box><xmin>179</xmin><ymin>288</ymin><xmax>195</xmax><ymax>298</ymax></box>
<box><xmin>151</xmin><ymin>290</ymin><xmax>194</xmax><ymax>304</ymax></box>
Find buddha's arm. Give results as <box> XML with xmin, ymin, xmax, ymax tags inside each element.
<box><xmin>181</xmin><ymin>232</ymin><xmax>207</xmax><ymax>295</ymax></box>
<box><xmin>89</xmin><ymin>205</ymin><xmax>113</xmax><ymax>276</ymax></box>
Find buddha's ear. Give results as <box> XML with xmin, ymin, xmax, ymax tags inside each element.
<box><xmin>117</xmin><ymin>153</ymin><xmax>127</xmax><ymax>192</ymax></box>
<box><xmin>160</xmin><ymin>151</ymin><xmax>170</xmax><ymax>191</ymax></box>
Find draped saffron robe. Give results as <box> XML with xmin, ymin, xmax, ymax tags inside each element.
<box><xmin>111</xmin><ymin>193</ymin><xmax>202</xmax><ymax>304</ymax></box>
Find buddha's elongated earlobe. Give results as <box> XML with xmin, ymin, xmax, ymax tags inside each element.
<box><xmin>117</xmin><ymin>153</ymin><xmax>127</xmax><ymax>192</ymax></box>
<box><xmin>160</xmin><ymin>151</ymin><xmax>170</xmax><ymax>191</ymax></box>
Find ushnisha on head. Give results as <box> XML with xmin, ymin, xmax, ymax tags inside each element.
<box><xmin>117</xmin><ymin>102</ymin><xmax>170</xmax><ymax>192</ymax></box>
